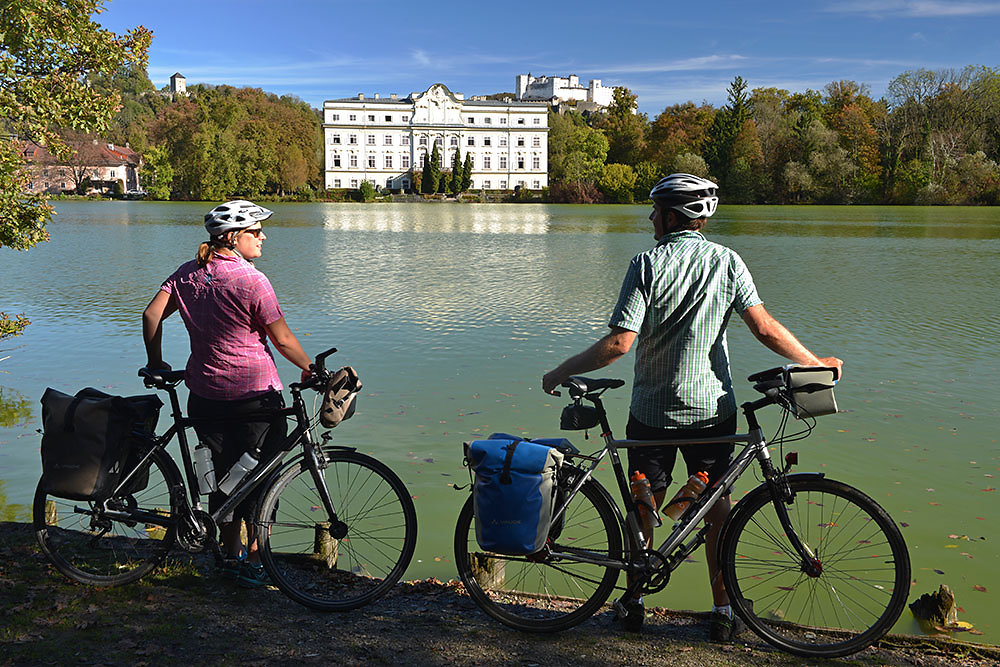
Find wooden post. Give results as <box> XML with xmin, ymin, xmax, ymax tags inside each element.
<box><xmin>471</xmin><ymin>552</ymin><xmax>504</xmax><ymax>589</ymax></box>
<box><xmin>314</xmin><ymin>522</ymin><xmax>339</xmax><ymax>568</ymax></box>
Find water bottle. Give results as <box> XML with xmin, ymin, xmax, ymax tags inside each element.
<box><xmin>664</xmin><ymin>471</ymin><xmax>709</xmax><ymax>521</ymax></box>
<box><xmin>630</xmin><ymin>471</ymin><xmax>662</xmax><ymax>537</ymax></box>
<box><xmin>217</xmin><ymin>451</ymin><xmax>258</xmax><ymax>495</ymax></box>
<box><xmin>192</xmin><ymin>444</ymin><xmax>217</xmax><ymax>495</ymax></box>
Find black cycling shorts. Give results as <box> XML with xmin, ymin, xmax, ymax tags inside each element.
<box><xmin>625</xmin><ymin>412</ymin><xmax>737</xmax><ymax>494</ymax></box>
<box><xmin>188</xmin><ymin>390</ymin><xmax>287</xmax><ymax>522</ymax></box>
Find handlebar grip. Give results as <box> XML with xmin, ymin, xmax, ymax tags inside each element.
<box><xmin>312</xmin><ymin>347</ymin><xmax>337</xmax><ymax>373</ymax></box>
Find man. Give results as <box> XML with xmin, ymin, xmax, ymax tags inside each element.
<box><xmin>542</xmin><ymin>173</ymin><xmax>842</xmax><ymax>640</ymax></box>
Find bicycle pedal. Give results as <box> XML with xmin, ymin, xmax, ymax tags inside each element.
<box><xmin>612</xmin><ymin>599</ymin><xmax>626</xmax><ymax>619</ymax></box>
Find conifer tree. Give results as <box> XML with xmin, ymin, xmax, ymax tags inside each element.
<box><xmin>420</xmin><ymin>149</ymin><xmax>435</xmax><ymax>193</ymax></box>
<box><xmin>449</xmin><ymin>148</ymin><xmax>462</xmax><ymax>194</ymax></box>
<box><xmin>461</xmin><ymin>152</ymin><xmax>473</xmax><ymax>191</ymax></box>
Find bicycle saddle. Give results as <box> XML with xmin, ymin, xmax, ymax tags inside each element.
<box><xmin>138</xmin><ymin>367</ymin><xmax>186</xmax><ymax>388</ymax></box>
<box><xmin>563</xmin><ymin>376</ymin><xmax>626</xmax><ymax>397</ymax></box>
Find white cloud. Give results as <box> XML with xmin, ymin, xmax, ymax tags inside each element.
<box><xmin>825</xmin><ymin>1</ymin><xmax>1000</xmax><ymax>16</ymax></box>
<box><xmin>412</xmin><ymin>49</ymin><xmax>432</xmax><ymax>67</ymax></box>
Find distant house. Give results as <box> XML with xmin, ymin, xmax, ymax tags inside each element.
<box><xmin>17</xmin><ymin>139</ymin><xmax>142</xmax><ymax>195</ymax></box>
<box><xmin>170</xmin><ymin>72</ymin><xmax>187</xmax><ymax>100</ymax></box>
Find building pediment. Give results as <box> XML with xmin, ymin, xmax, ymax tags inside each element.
<box><xmin>410</xmin><ymin>83</ymin><xmax>464</xmax><ymax>125</ymax></box>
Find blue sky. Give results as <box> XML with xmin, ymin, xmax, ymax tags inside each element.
<box><xmin>96</xmin><ymin>0</ymin><xmax>1000</xmax><ymax>115</ymax></box>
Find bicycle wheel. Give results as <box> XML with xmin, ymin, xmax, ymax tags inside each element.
<box><xmin>33</xmin><ymin>446</ymin><xmax>180</xmax><ymax>586</ymax></box>
<box><xmin>257</xmin><ymin>448</ymin><xmax>417</xmax><ymax>611</ymax></box>
<box><xmin>720</xmin><ymin>476</ymin><xmax>910</xmax><ymax>658</ymax></box>
<box><xmin>455</xmin><ymin>480</ymin><xmax>622</xmax><ymax>632</ymax></box>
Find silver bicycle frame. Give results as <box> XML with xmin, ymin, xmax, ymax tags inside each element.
<box><xmin>551</xmin><ymin>425</ymin><xmax>771</xmax><ymax>568</ymax></box>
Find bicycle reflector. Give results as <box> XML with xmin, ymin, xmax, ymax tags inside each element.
<box><xmin>560</xmin><ymin>402</ymin><xmax>600</xmax><ymax>430</ymax></box>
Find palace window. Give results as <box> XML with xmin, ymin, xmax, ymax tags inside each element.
<box><xmin>517</xmin><ymin>157</ymin><xmax>525</xmax><ymax>169</ymax></box>
<box><xmin>385</xmin><ymin>115</ymin><xmax>392</xmax><ymax>122</ymax></box>
<box><xmin>499</xmin><ymin>156</ymin><xmax>507</xmax><ymax>169</ymax></box>
<box><xmin>368</xmin><ymin>155</ymin><xmax>376</xmax><ymax>169</ymax></box>
<box><xmin>467</xmin><ymin>137</ymin><xmax>475</xmax><ymax>146</ymax></box>
<box><xmin>500</xmin><ymin>117</ymin><xmax>507</xmax><ymax>125</ymax></box>
<box><xmin>367</xmin><ymin>135</ymin><xmax>376</xmax><ymax>145</ymax></box>
<box><xmin>332</xmin><ymin>134</ymin><xmax>341</xmax><ymax>144</ymax></box>
<box><xmin>532</xmin><ymin>136</ymin><xmax>540</xmax><ymax>147</ymax></box>
<box><xmin>517</xmin><ymin>137</ymin><xmax>525</xmax><ymax>147</ymax></box>
<box><xmin>351</xmin><ymin>179</ymin><xmax>358</xmax><ymax>188</ymax></box>
<box><xmin>333</xmin><ymin>155</ymin><xmax>341</xmax><ymax>167</ymax></box>
<box><xmin>483</xmin><ymin>180</ymin><xmax>491</xmax><ymax>188</ymax></box>
<box><xmin>500</xmin><ymin>180</ymin><xmax>507</xmax><ymax>189</ymax></box>
<box><xmin>483</xmin><ymin>156</ymin><xmax>491</xmax><ymax>169</ymax></box>
<box><xmin>533</xmin><ymin>180</ymin><xmax>540</xmax><ymax>188</ymax></box>
<box><xmin>419</xmin><ymin>136</ymin><xmax>427</xmax><ymax>146</ymax></box>
<box><xmin>402</xmin><ymin>154</ymin><xmax>410</xmax><ymax>169</ymax></box>
<box><xmin>403</xmin><ymin>135</ymin><xmax>410</xmax><ymax>146</ymax></box>
<box><xmin>385</xmin><ymin>155</ymin><xmax>393</xmax><ymax>169</ymax></box>
<box><xmin>467</xmin><ymin>117</ymin><xmax>475</xmax><ymax>124</ymax></box>
<box><xmin>483</xmin><ymin>137</ymin><xmax>491</xmax><ymax>147</ymax></box>
<box><xmin>532</xmin><ymin>156</ymin><xmax>540</xmax><ymax>169</ymax></box>
<box><xmin>499</xmin><ymin>137</ymin><xmax>507</xmax><ymax>147</ymax></box>
<box><xmin>349</xmin><ymin>154</ymin><xmax>358</xmax><ymax>168</ymax></box>
<box><xmin>349</xmin><ymin>134</ymin><xmax>358</xmax><ymax>145</ymax></box>
<box><xmin>533</xmin><ymin>117</ymin><xmax>541</xmax><ymax>125</ymax></box>
<box><xmin>402</xmin><ymin>115</ymin><xmax>409</xmax><ymax>122</ymax></box>
<box><xmin>349</xmin><ymin>114</ymin><xmax>357</xmax><ymax>121</ymax></box>
<box><xmin>517</xmin><ymin>117</ymin><xmax>525</xmax><ymax>125</ymax></box>
<box><xmin>368</xmin><ymin>114</ymin><xmax>375</xmax><ymax>122</ymax></box>
<box><xmin>385</xmin><ymin>135</ymin><xmax>393</xmax><ymax>145</ymax></box>
<box><xmin>332</xmin><ymin>114</ymin><xmax>340</xmax><ymax>121</ymax></box>
<box><xmin>450</xmin><ymin>137</ymin><xmax>458</xmax><ymax>146</ymax></box>
<box><xmin>334</xmin><ymin>179</ymin><xmax>341</xmax><ymax>187</ymax></box>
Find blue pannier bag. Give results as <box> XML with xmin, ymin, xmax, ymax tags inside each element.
<box><xmin>468</xmin><ymin>438</ymin><xmax>564</xmax><ymax>555</ymax></box>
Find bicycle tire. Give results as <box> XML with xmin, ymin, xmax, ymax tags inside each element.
<box><xmin>34</xmin><ymin>446</ymin><xmax>180</xmax><ymax>586</ymax></box>
<box><xmin>455</xmin><ymin>479</ymin><xmax>622</xmax><ymax>632</ymax></box>
<box><xmin>720</xmin><ymin>476</ymin><xmax>910</xmax><ymax>658</ymax></box>
<box><xmin>257</xmin><ymin>448</ymin><xmax>417</xmax><ymax>611</ymax></box>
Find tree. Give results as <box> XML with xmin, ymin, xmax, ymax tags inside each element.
<box><xmin>358</xmin><ymin>179</ymin><xmax>376</xmax><ymax>202</ymax></box>
<box><xmin>597</xmin><ymin>163</ymin><xmax>637</xmax><ymax>203</ymax></box>
<box><xmin>645</xmin><ymin>102</ymin><xmax>715</xmax><ymax>172</ymax></box>
<box><xmin>140</xmin><ymin>144</ymin><xmax>174</xmax><ymax>199</ymax></box>
<box><xmin>461</xmin><ymin>152</ymin><xmax>472</xmax><ymax>192</ymax></box>
<box><xmin>420</xmin><ymin>145</ymin><xmax>441</xmax><ymax>194</ymax></box>
<box><xmin>0</xmin><ymin>0</ymin><xmax>151</xmax><ymax>339</ymax></box>
<box><xmin>671</xmin><ymin>153</ymin><xmax>711</xmax><ymax>178</ymax></box>
<box><xmin>703</xmin><ymin>76</ymin><xmax>751</xmax><ymax>185</ymax></box>
<box><xmin>449</xmin><ymin>148</ymin><xmax>462</xmax><ymax>194</ymax></box>
<box><xmin>596</xmin><ymin>87</ymin><xmax>647</xmax><ymax>167</ymax></box>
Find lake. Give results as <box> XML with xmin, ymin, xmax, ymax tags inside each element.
<box><xmin>1</xmin><ymin>201</ymin><xmax>997</xmax><ymax>639</ymax></box>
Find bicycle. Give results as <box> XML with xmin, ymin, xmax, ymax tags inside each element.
<box><xmin>454</xmin><ymin>367</ymin><xmax>910</xmax><ymax>658</ymax></box>
<box><xmin>34</xmin><ymin>347</ymin><xmax>417</xmax><ymax>612</ymax></box>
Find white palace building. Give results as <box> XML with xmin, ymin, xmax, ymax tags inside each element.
<box><xmin>323</xmin><ymin>83</ymin><xmax>548</xmax><ymax>192</ymax></box>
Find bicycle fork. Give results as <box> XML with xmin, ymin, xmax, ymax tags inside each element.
<box><xmin>305</xmin><ymin>442</ymin><xmax>349</xmax><ymax>540</ymax></box>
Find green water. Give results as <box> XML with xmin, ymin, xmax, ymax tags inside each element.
<box><xmin>1</xmin><ymin>201</ymin><xmax>998</xmax><ymax>639</ymax></box>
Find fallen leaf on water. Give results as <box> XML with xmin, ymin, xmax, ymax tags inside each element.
<box><xmin>944</xmin><ymin>545</ymin><xmax>957</xmax><ymax>548</ymax></box>
<box><xmin>900</xmin><ymin>522</ymin><xmax>909</xmax><ymax>527</ymax></box>
<box><xmin>934</xmin><ymin>569</ymin><xmax>945</xmax><ymax>575</ymax></box>
<box><xmin>973</xmin><ymin>585</ymin><xmax>987</xmax><ymax>592</ymax></box>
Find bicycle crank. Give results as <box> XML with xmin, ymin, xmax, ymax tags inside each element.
<box><xmin>177</xmin><ymin>509</ymin><xmax>216</xmax><ymax>552</ymax></box>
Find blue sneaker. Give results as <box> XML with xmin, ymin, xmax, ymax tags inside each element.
<box><xmin>219</xmin><ymin>549</ymin><xmax>245</xmax><ymax>581</ymax></box>
<box><xmin>237</xmin><ymin>561</ymin><xmax>270</xmax><ymax>589</ymax></box>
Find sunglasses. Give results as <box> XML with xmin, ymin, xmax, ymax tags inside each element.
<box><xmin>240</xmin><ymin>227</ymin><xmax>265</xmax><ymax>238</ymax></box>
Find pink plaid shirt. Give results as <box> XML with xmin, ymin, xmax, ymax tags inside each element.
<box><xmin>162</xmin><ymin>254</ymin><xmax>284</xmax><ymax>400</ymax></box>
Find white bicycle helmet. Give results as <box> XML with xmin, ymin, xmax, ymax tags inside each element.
<box><xmin>649</xmin><ymin>173</ymin><xmax>719</xmax><ymax>219</ymax></box>
<box><xmin>203</xmin><ymin>200</ymin><xmax>273</xmax><ymax>236</ymax></box>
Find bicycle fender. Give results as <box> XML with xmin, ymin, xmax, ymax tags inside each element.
<box><xmin>584</xmin><ymin>479</ymin><xmax>627</xmax><ymax>536</ymax></box>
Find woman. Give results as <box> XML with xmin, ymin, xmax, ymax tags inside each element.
<box><xmin>142</xmin><ymin>200</ymin><xmax>312</xmax><ymax>587</ymax></box>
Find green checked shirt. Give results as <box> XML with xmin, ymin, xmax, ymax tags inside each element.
<box><xmin>609</xmin><ymin>230</ymin><xmax>762</xmax><ymax>429</ymax></box>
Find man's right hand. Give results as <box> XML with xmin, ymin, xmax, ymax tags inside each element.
<box><xmin>816</xmin><ymin>356</ymin><xmax>844</xmax><ymax>380</ymax></box>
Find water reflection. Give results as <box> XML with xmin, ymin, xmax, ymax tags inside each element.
<box><xmin>0</xmin><ymin>386</ymin><xmax>32</xmax><ymax>427</ymax></box>
<box><xmin>320</xmin><ymin>203</ymin><xmax>553</xmax><ymax>235</ymax></box>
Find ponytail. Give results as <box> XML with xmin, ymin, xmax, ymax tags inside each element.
<box><xmin>196</xmin><ymin>237</ymin><xmax>230</xmax><ymax>266</ymax></box>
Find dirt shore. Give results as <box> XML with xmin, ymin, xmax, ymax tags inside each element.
<box><xmin>2</xmin><ymin>521</ymin><xmax>997</xmax><ymax>666</ymax></box>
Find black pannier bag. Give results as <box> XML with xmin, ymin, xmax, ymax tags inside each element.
<box><xmin>40</xmin><ymin>387</ymin><xmax>162</xmax><ymax>501</ymax></box>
